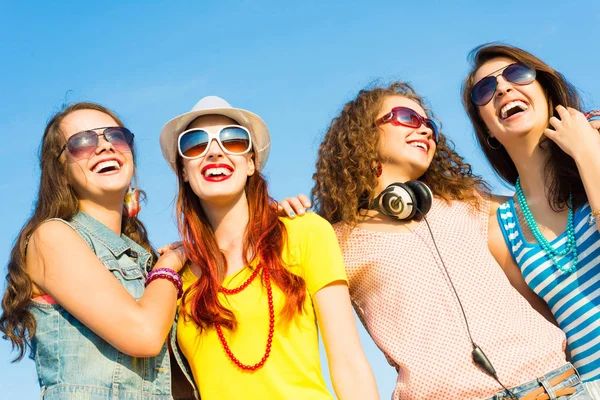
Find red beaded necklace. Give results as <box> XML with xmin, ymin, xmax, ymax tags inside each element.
<box><xmin>215</xmin><ymin>264</ymin><xmax>275</xmax><ymax>371</ymax></box>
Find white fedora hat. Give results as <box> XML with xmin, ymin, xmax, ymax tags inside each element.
<box><xmin>159</xmin><ymin>96</ymin><xmax>271</xmax><ymax>172</ymax></box>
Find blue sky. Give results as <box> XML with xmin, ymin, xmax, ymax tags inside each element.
<box><xmin>1</xmin><ymin>1</ymin><xmax>599</xmax><ymax>398</ymax></box>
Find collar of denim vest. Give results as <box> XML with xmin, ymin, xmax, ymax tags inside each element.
<box><xmin>71</xmin><ymin>211</ymin><xmax>147</xmax><ymax>258</ymax></box>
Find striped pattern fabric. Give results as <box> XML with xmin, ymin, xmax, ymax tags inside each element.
<box><xmin>498</xmin><ymin>198</ymin><xmax>600</xmax><ymax>382</ymax></box>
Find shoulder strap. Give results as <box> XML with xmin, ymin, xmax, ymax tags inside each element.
<box><xmin>496</xmin><ymin>198</ymin><xmax>522</xmax><ymax>259</ymax></box>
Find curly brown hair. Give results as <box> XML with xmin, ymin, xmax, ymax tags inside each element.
<box><xmin>461</xmin><ymin>43</ymin><xmax>586</xmax><ymax>211</ymax></box>
<box><xmin>312</xmin><ymin>81</ymin><xmax>489</xmax><ymax>227</ymax></box>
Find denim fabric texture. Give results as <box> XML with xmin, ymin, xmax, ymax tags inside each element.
<box><xmin>170</xmin><ymin>314</ymin><xmax>200</xmax><ymax>400</ymax></box>
<box><xmin>489</xmin><ymin>363</ymin><xmax>593</xmax><ymax>400</ymax></box>
<box><xmin>30</xmin><ymin>212</ymin><xmax>174</xmax><ymax>399</ymax></box>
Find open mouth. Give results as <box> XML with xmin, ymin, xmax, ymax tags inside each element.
<box><xmin>201</xmin><ymin>164</ymin><xmax>234</xmax><ymax>181</ymax></box>
<box><xmin>407</xmin><ymin>141</ymin><xmax>429</xmax><ymax>152</ymax></box>
<box><xmin>202</xmin><ymin>167</ymin><xmax>233</xmax><ymax>178</ymax></box>
<box><xmin>500</xmin><ymin>100</ymin><xmax>529</xmax><ymax>120</ymax></box>
<box><xmin>92</xmin><ymin>159</ymin><xmax>122</xmax><ymax>174</ymax></box>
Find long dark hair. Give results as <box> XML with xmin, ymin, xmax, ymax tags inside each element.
<box><xmin>0</xmin><ymin>102</ymin><xmax>154</xmax><ymax>361</ymax></box>
<box><xmin>461</xmin><ymin>43</ymin><xmax>586</xmax><ymax>210</ymax></box>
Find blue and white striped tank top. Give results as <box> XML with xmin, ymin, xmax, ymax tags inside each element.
<box><xmin>498</xmin><ymin>198</ymin><xmax>600</xmax><ymax>382</ymax></box>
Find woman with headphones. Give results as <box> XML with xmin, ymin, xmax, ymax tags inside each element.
<box><xmin>281</xmin><ymin>81</ymin><xmax>591</xmax><ymax>399</ymax></box>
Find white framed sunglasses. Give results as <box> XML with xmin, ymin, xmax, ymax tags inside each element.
<box><xmin>177</xmin><ymin>125</ymin><xmax>252</xmax><ymax>159</ymax></box>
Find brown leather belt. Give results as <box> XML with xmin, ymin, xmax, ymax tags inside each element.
<box><xmin>518</xmin><ymin>366</ymin><xmax>577</xmax><ymax>400</ymax></box>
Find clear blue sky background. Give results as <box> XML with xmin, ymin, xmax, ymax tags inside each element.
<box><xmin>1</xmin><ymin>1</ymin><xmax>599</xmax><ymax>398</ymax></box>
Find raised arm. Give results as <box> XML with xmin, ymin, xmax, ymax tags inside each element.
<box><xmin>26</xmin><ymin>221</ymin><xmax>185</xmax><ymax>357</ymax></box>
<box><xmin>544</xmin><ymin>107</ymin><xmax>600</xmax><ymax>232</ymax></box>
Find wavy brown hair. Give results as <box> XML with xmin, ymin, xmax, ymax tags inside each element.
<box><xmin>312</xmin><ymin>81</ymin><xmax>489</xmax><ymax>227</ymax></box>
<box><xmin>461</xmin><ymin>43</ymin><xmax>586</xmax><ymax>210</ymax></box>
<box><xmin>0</xmin><ymin>102</ymin><xmax>154</xmax><ymax>362</ymax></box>
<box><xmin>176</xmin><ymin>145</ymin><xmax>306</xmax><ymax>332</ymax></box>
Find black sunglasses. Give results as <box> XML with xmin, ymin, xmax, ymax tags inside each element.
<box><xmin>471</xmin><ymin>63</ymin><xmax>536</xmax><ymax>106</ymax></box>
<box><xmin>57</xmin><ymin>127</ymin><xmax>134</xmax><ymax>160</ymax></box>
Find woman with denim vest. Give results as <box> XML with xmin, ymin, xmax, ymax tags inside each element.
<box><xmin>159</xmin><ymin>96</ymin><xmax>378</xmax><ymax>400</ymax></box>
<box><xmin>0</xmin><ymin>102</ymin><xmax>196</xmax><ymax>399</ymax></box>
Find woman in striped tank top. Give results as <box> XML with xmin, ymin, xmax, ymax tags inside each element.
<box><xmin>462</xmin><ymin>43</ymin><xmax>600</xmax><ymax>395</ymax></box>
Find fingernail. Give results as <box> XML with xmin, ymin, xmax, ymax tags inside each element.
<box><xmin>298</xmin><ymin>209</ymin><xmax>305</xmax><ymax>215</ymax></box>
<box><xmin>289</xmin><ymin>212</ymin><xmax>296</xmax><ymax>218</ymax></box>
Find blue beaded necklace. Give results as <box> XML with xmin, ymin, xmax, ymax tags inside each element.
<box><xmin>515</xmin><ymin>178</ymin><xmax>578</xmax><ymax>274</ymax></box>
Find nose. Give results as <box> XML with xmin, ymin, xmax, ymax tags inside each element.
<box><xmin>416</xmin><ymin>122</ymin><xmax>433</xmax><ymax>140</ymax></box>
<box><xmin>205</xmin><ymin>139</ymin><xmax>225</xmax><ymax>159</ymax></box>
<box><xmin>494</xmin><ymin>75</ymin><xmax>513</xmax><ymax>99</ymax></box>
<box><xmin>95</xmin><ymin>133</ymin><xmax>116</xmax><ymax>154</ymax></box>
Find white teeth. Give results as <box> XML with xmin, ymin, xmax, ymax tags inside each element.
<box><xmin>204</xmin><ymin>167</ymin><xmax>232</xmax><ymax>177</ymax></box>
<box><xmin>410</xmin><ymin>142</ymin><xmax>428</xmax><ymax>151</ymax></box>
<box><xmin>500</xmin><ymin>100</ymin><xmax>528</xmax><ymax>119</ymax></box>
<box><xmin>93</xmin><ymin>160</ymin><xmax>120</xmax><ymax>173</ymax></box>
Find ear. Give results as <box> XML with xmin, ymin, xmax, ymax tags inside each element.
<box><xmin>182</xmin><ymin>165</ymin><xmax>189</xmax><ymax>182</ymax></box>
<box><xmin>247</xmin><ymin>153</ymin><xmax>256</xmax><ymax>177</ymax></box>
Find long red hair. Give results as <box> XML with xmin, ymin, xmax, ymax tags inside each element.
<box><xmin>176</xmin><ymin>159</ymin><xmax>306</xmax><ymax>331</ymax></box>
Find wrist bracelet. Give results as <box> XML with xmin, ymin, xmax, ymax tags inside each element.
<box><xmin>146</xmin><ymin>269</ymin><xmax>183</xmax><ymax>298</ymax></box>
<box><xmin>151</xmin><ymin>268</ymin><xmax>179</xmax><ymax>277</ymax></box>
<box><xmin>585</xmin><ymin>110</ymin><xmax>600</xmax><ymax>120</ymax></box>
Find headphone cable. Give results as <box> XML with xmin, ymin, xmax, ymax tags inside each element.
<box><xmin>419</xmin><ymin>209</ymin><xmax>517</xmax><ymax>399</ymax></box>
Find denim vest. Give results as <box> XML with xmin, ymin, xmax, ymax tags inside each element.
<box><xmin>170</xmin><ymin>314</ymin><xmax>200</xmax><ymax>400</ymax></box>
<box><xmin>29</xmin><ymin>211</ymin><xmax>187</xmax><ymax>400</ymax></box>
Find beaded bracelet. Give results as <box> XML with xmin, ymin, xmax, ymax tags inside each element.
<box><xmin>145</xmin><ymin>269</ymin><xmax>183</xmax><ymax>298</ymax></box>
<box><xmin>148</xmin><ymin>268</ymin><xmax>182</xmax><ymax>286</ymax></box>
<box><xmin>152</xmin><ymin>268</ymin><xmax>181</xmax><ymax>277</ymax></box>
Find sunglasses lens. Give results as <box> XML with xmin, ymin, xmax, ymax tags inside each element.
<box><xmin>104</xmin><ymin>127</ymin><xmax>134</xmax><ymax>153</ymax></box>
<box><xmin>394</xmin><ymin>108</ymin><xmax>422</xmax><ymax>128</ymax></box>
<box><xmin>425</xmin><ymin>120</ymin><xmax>439</xmax><ymax>142</ymax></box>
<box><xmin>67</xmin><ymin>131</ymin><xmax>98</xmax><ymax>160</ymax></box>
<box><xmin>220</xmin><ymin>127</ymin><xmax>251</xmax><ymax>154</ymax></box>
<box><xmin>180</xmin><ymin>130</ymin><xmax>209</xmax><ymax>158</ymax></box>
<box><xmin>504</xmin><ymin>63</ymin><xmax>536</xmax><ymax>85</ymax></box>
<box><xmin>471</xmin><ymin>76</ymin><xmax>497</xmax><ymax>106</ymax></box>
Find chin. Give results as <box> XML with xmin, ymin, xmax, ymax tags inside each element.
<box><xmin>94</xmin><ymin>179</ymin><xmax>131</xmax><ymax>194</ymax></box>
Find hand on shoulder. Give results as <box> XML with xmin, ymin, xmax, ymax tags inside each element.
<box><xmin>277</xmin><ymin>194</ymin><xmax>311</xmax><ymax>218</ymax></box>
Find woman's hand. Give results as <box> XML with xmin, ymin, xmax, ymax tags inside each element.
<box><xmin>544</xmin><ymin>106</ymin><xmax>600</xmax><ymax>159</ymax></box>
<box><xmin>277</xmin><ymin>194</ymin><xmax>311</xmax><ymax>218</ymax></box>
<box><xmin>155</xmin><ymin>241</ymin><xmax>187</xmax><ymax>273</ymax></box>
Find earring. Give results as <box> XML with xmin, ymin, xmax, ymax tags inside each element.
<box><xmin>486</xmin><ymin>136</ymin><xmax>502</xmax><ymax>150</ymax></box>
<box><xmin>123</xmin><ymin>187</ymin><xmax>141</xmax><ymax>217</ymax></box>
<box><xmin>375</xmin><ymin>163</ymin><xmax>383</xmax><ymax>178</ymax></box>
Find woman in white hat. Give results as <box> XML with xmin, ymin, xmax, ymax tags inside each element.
<box><xmin>159</xmin><ymin>96</ymin><xmax>378</xmax><ymax>400</ymax></box>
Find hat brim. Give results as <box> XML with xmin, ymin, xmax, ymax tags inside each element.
<box><xmin>160</xmin><ymin>107</ymin><xmax>271</xmax><ymax>172</ymax></box>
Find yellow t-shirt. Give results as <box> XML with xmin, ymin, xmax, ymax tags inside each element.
<box><xmin>177</xmin><ymin>213</ymin><xmax>348</xmax><ymax>400</ymax></box>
